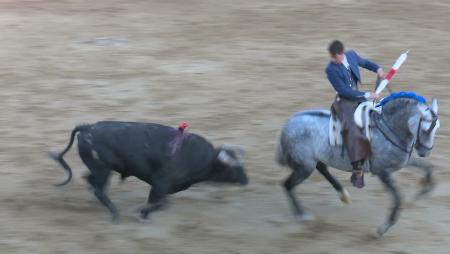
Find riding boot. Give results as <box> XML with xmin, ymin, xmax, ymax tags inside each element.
<box><xmin>350</xmin><ymin>160</ymin><xmax>365</xmax><ymax>188</ymax></box>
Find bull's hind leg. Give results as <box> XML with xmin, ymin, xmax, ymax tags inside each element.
<box><xmin>283</xmin><ymin>165</ymin><xmax>315</xmax><ymax>221</ymax></box>
<box><xmin>316</xmin><ymin>162</ymin><xmax>351</xmax><ymax>204</ymax></box>
<box><xmin>79</xmin><ymin>147</ymin><xmax>118</xmax><ymax>222</ymax></box>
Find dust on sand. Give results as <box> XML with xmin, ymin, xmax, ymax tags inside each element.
<box><xmin>0</xmin><ymin>0</ymin><xmax>450</xmax><ymax>253</ymax></box>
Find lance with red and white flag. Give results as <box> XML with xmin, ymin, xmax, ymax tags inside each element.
<box><xmin>376</xmin><ymin>51</ymin><xmax>409</xmax><ymax>94</ymax></box>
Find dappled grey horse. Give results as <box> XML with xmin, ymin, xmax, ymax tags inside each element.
<box><xmin>276</xmin><ymin>93</ymin><xmax>440</xmax><ymax>235</ymax></box>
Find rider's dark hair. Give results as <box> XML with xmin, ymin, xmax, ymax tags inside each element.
<box><xmin>328</xmin><ymin>40</ymin><xmax>344</xmax><ymax>56</ymax></box>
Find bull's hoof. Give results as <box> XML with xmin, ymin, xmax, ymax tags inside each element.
<box><xmin>339</xmin><ymin>189</ymin><xmax>352</xmax><ymax>204</ymax></box>
<box><xmin>140</xmin><ymin>212</ymin><xmax>149</xmax><ymax>220</ymax></box>
<box><xmin>140</xmin><ymin>209</ymin><xmax>151</xmax><ymax>220</ymax></box>
<box><xmin>295</xmin><ymin>213</ymin><xmax>316</xmax><ymax>222</ymax></box>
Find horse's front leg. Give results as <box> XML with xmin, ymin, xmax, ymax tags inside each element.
<box><xmin>377</xmin><ymin>170</ymin><xmax>402</xmax><ymax>236</ymax></box>
<box><xmin>408</xmin><ymin>157</ymin><xmax>435</xmax><ymax>199</ymax></box>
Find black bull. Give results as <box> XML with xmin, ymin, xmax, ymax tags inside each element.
<box><xmin>50</xmin><ymin>121</ymin><xmax>248</xmax><ymax>220</ymax></box>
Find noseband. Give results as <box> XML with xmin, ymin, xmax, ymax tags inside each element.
<box><xmin>416</xmin><ymin>110</ymin><xmax>438</xmax><ymax>151</ymax></box>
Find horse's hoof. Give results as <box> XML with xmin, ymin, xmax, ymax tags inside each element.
<box><xmin>111</xmin><ymin>214</ymin><xmax>120</xmax><ymax>224</ymax></box>
<box><xmin>295</xmin><ymin>213</ymin><xmax>316</xmax><ymax>222</ymax></box>
<box><xmin>339</xmin><ymin>189</ymin><xmax>352</xmax><ymax>204</ymax></box>
<box><xmin>376</xmin><ymin>223</ymin><xmax>391</xmax><ymax>236</ymax></box>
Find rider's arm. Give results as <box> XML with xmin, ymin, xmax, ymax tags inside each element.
<box><xmin>326</xmin><ymin>68</ymin><xmax>369</xmax><ymax>101</ymax></box>
<box><xmin>350</xmin><ymin>50</ymin><xmax>380</xmax><ymax>73</ymax></box>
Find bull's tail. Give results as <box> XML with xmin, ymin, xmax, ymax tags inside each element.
<box><xmin>49</xmin><ymin>125</ymin><xmax>90</xmax><ymax>186</ymax></box>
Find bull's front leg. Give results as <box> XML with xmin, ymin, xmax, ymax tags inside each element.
<box><xmin>140</xmin><ymin>187</ymin><xmax>168</xmax><ymax>219</ymax></box>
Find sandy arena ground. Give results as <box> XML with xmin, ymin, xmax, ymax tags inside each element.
<box><xmin>0</xmin><ymin>0</ymin><xmax>449</xmax><ymax>253</ymax></box>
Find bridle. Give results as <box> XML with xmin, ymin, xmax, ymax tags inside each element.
<box><xmin>376</xmin><ymin>106</ymin><xmax>438</xmax><ymax>157</ymax></box>
<box><xmin>415</xmin><ymin>109</ymin><xmax>438</xmax><ymax>152</ymax></box>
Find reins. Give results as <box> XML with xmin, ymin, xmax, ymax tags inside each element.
<box><xmin>376</xmin><ymin>107</ymin><xmax>437</xmax><ymax>157</ymax></box>
<box><xmin>376</xmin><ymin>114</ymin><xmax>414</xmax><ymax>155</ymax></box>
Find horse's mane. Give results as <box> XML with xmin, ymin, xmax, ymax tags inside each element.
<box><xmin>376</xmin><ymin>91</ymin><xmax>427</xmax><ymax>108</ymax></box>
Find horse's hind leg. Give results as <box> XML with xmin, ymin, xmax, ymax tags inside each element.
<box><xmin>377</xmin><ymin>170</ymin><xmax>402</xmax><ymax>236</ymax></box>
<box><xmin>316</xmin><ymin>161</ymin><xmax>351</xmax><ymax>204</ymax></box>
<box><xmin>283</xmin><ymin>165</ymin><xmax>314</xmax><ymax>221</ymax></box>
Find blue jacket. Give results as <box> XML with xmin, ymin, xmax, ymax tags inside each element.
<box><xmin>326</xmin><ymin>50</ymin><xmax>380</xmax><ymax>101</ymax></box>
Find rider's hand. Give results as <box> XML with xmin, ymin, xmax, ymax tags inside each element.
<box><xmin>377</xmin><ymin>68</ymin><xmax>386</xmax><ymax>79</ymax></box>
<box><xmin>368</xmin><ymin>92</ymin><xmax>380</xmax><ymax>100</ymax></box>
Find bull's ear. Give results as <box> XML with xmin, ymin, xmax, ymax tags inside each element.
<box><xmin>217</xmin><ymin>150</ymin><xmax>239</xmax><ymax>167</ymax></box>
<box><xmin>408</xmin><ymin>114</ymin><xmax>421</xmax><ymax>135</ymax></box>
<box><xmin>431</xmin><ymin>98</ymin><xmax>438</xmax><ymax>115</ymax></box>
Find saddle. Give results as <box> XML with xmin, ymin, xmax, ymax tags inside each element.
<box><xmin>329</xmin><ymin>101</ymin><xmax>378</xmax><ymax>146</ymax></box>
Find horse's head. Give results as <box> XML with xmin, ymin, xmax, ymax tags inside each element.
<box><xmin>412</xmin><ymin>98</ymin><xmax>440</xmax><ymax>157</ymax></box>
<box><xmin>379</xmin><ymin>92</ymin><xmax>440</xmax><ymax>157</ymax></box>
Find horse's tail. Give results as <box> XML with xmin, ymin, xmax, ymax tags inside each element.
<box><xmin>49</xmin><ymin>124</ymin><xmax>90</xmax><ymax>186</ymax></box>
<box><xmin>276</xmin><ymin>135</ymin><xmax>288</xmax><ymax>166</ymax></box>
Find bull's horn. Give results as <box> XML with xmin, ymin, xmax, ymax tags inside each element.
<box><xmin>218</xmin><ymin>150</ymin><xmax>240</xmax><ymax>167</ymax></box>
<box><xmin>222</xmin><ymin>144</ymin><xmax>246</xmax><ymax>156</ymax></box>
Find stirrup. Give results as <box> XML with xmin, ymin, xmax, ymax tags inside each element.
<box><xmin>350</xmin><ymin>171</ymin><xmax>365</xmax><ymax>188</ymax></box>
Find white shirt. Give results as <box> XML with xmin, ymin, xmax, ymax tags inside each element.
<box><xmin>342</xmin><ymin>55</ymin><xmax>350</xmax><ymax>70</ymax></box>
<box><xmin>342</xmin><ymin>54</ymin><xmax>370</xmax><ymax>99</ymax></box>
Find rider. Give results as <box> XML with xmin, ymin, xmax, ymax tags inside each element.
<box><xmin>326</xmin><ymin>40</ymin><xmax>385</xmax><ymax>188</ymax></box>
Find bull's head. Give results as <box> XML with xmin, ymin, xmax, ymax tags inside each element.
<box><xmin>211</xmin><ymin>144</ymin><xmax>249</xmax><ymax>185</ymax></box>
